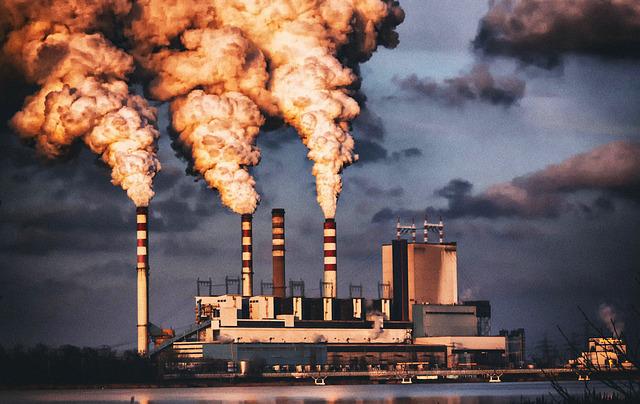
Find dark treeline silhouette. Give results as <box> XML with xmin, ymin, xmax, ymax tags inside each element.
<box><xmin>0</xmin><ymin>344</ymin><xmax>156</xmax><ymax>386</ymax></box>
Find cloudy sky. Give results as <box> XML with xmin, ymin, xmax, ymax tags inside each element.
<box><xmin>1</xmin><ymin>0</ymin><xmax>639</xmax><ymax>353</ymax></box>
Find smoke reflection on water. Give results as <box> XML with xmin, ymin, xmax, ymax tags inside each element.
<box><xmin>0</xmin><ymin>381</ymin><xmax>616</xmax><ymax>404</ymax></box>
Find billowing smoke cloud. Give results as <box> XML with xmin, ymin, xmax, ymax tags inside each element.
<box><xmin>2</xmin><ymin>2</ymin><xmax>161</xmax><ymax>207</ymax></box>
<box><xmin>129</xmin><ymin>0</ymin><xmax>404</xmax><ymax>218</ymax></box>
<box><xmin>373</xmin><ymin>140</ymin><xmax>640</xmax><ymax>221</ymax></box>
<box><xmin>368</xmin><ymin>311</ymin><xmax>385</xmax><ymax>340</ymax></box>
<box><xmin>171</xmin><ymin>90</ymin><xmax>264</xmax><ymax>214</ymax></box>
<box><xmin>474</xmin><ymin>0</ymin><xmax>640</xmax><ymax>68</ymax></box>
<box><xmin>394</xmin><ymin>64</ymin><xmax>525</xmax><ymax>107</ymax></box>
<box><xmin>3</xmin><ymin>0</ymin><xmax>404</xmax><ymax>216</ymax></box>
<box><xmin>599</xmin><ymin>303</ymin><xmax>624</xmax><ymax>335</ymax></box>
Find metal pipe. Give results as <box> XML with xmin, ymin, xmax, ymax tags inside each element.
<box><xmin>136</xmin><ymin>206</ymin><xmax>149</xmax><ymax>356</ymax></box>
<box><xmin>241</xmin><ymin>214</ymin><xmax>253</xmax><ymax>297</ymax></box>
<box><xmin>272</xmin><ymin>209</ymin><xmax>285</xmax><ymax>298</ymax></box>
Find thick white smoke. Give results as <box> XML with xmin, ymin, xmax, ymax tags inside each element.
<box><xmin>172</xmin><ymin>90</ymin><xmax>264</xmax><ymax>214</ymax></box>
<box><xmin>3</xmin><ymin>7</ymin><xmax>161</xmax><ymax>207</ymax></box>
<box><xmin>130</xmin><ymin>0</ymin><xmax>404</xmax><ymax>217</ymax></box>
<box><xmin>3</xmin><ymin>0</ymin><xmax>403</xmax><ymax>215</ymax></box>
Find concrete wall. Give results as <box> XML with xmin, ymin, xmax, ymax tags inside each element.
<box><xmin>203</xmin><ymin>343</ymin><xmax>327</xmax><ymax>366</ymax></box>
<box><xmin>209</xmin><ymin>324</ymin><xmax>412</xmax><ymax>344</ymax></box>
<box><xmin>382</xmin><ymin>243</ymin><xmax>458</xmax><ymax>321</ymax></box>
<box><xmin>410</xmin><ymin>243</ymin><xmax>457</xmax><ymax>306</ymax></box>
<box><xmin>415</xmin><ymin>336</ymin><xmax>506</xmax><ymax>351</ymax></box>
<box><xmin>412</xmin><ymin>304</ymin><xmax>477</xmax><ymax>337</ymax></box>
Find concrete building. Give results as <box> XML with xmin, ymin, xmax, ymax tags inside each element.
<box><xmin>574</xmin><ymin>338</ymin><xmax>633</xmax><ymax>369</ymax></box>
<box><xmin>151</xmin><ymin>214</ymin><xmax>510</xmax><ymax>371</ymax></box>
<box><xmin>415</xmin><ymin>336</ymin><xmax>506</xmax><ymax>368</ymax></box>
<box><xmin>412</xmin><ymin>304</ymin><xmax>477</xmax><ymax>337</ymax></box>
<box><xmin>464</xmin><ymin>301</ymin><xmax>492</xmax><ymax>336</ymax></box>
<box><xmin>382</xmin><ymin>241</ymin><xmax>458</xmax><ymax>320</ymax></box>
<box><xmin>500</xmin><ymin>328</ymin><xmax>526</xmax><ymax>368</ymax></box>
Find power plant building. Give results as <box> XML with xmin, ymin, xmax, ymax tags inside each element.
<box><xmin>382</xmin><ymin>241</ymin><xmax>458</xmax><ymax>320</ymax></box>
<box><xmin>148</xmin><ymin>213</ymin><xmax>510</xmax><ymax>371</ymax></box>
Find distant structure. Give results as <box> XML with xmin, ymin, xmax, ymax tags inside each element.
<box><xmin>500</xmin><ymin>328</ymin><xmax>526</xmax><ymax>368</ymax></box>
<box><xmin>571</xmin><ymin>338</ymin><xmax>634</xmax><ymax>370</ymax></box>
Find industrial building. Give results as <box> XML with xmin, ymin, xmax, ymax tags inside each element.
<box><xmin>142</xmin><ymin>210</ymin><xmax>511</xmax><ymax>372</ymax></box>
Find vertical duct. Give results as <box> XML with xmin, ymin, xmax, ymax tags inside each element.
<box><xmin>136</xmin><ymin>206</ymin><xmax>149</xmax><ymax>356</ymax></box>
<box><xmin>241</xmin><ymin>214</ymin><xmax>253</xmax><ymax>297</ymax></box>
<box><xmin>391</xmin><ymin>238</ymin><xmax>409</xmax><ymax>321</ymax></box>
<box><xmin>272</xmin><ymin>208</ymin><xmax>286</xmax><ymax>298</ymax></box>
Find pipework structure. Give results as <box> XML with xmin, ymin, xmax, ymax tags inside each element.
<box><xmin>241</xmin><ymin>214</ymin><xmax>253</xmax><ymax>297</ymax></box>
<box><xmin>136</xmin><ymin>206</ymin><xmax>150</xmax><ymax>355</ymax></box>
<box><xmin>398</xmin><ymin>216</ymin><xmax>445</xmax><ymax>243</ymax></box>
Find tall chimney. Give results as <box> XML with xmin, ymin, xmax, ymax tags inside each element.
<box><xmin>241</xmin><ymin>214</ymin><xmax>253</xmax><ymax>297</ymax></box>
<box><xmin>323</xmin><ymin>218</ymin><xmax>337</xmax><ymax>298</ymax></box>
<box><xmin>271</xmin><ymin>209</ymin><xmax>285</xmax><ymax>298</ymax></box>
<box><xmin>136</xmin><ymin>206</ymin><xmax>149</xmax><ymax>356</ymax></box>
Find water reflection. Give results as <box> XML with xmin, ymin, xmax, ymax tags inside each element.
<box><xmin>0</xmin><ymin>381</ymin><xmax>614</xmax><ymax>404</ymax></box>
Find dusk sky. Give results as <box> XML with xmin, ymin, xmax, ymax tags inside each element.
<box><xmin>1</xmin><ymin>0</ymin><xmax>639</xmax><ymax>354</ymax></box>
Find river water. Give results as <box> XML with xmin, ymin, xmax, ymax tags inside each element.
<box><xmin>0</xmin><ymin>381</ymin><xmax>615</xmax><ymax>403</ymax></box>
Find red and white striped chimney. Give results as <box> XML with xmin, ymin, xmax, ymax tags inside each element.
<box><xmin>241</xmin><ymin>214</ymin><xmax>253</xmax><ymax>297</ymax></box>
<box><xmin>136</xmin><ymin>206</ymin><xmax>149</xmax><ymax>356</ymax></box>
<box><xmin>272</xmin><ymin>209</ymin><xmax>285</xmax><ymax>298</ymax></box>
<box><xmin>323</xmin><ymin>218</ymin><xmax>337</xmax><ymax>298</ymax></box>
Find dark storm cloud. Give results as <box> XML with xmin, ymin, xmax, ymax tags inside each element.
<box><xmin>372</xmin><ymin>141</ymin><xmax>640</xmax><ymax>222</ymax></box>
<box><xmin>152</xmin><ymin>194</ymin><xmax>219</xmax><ymax>232</ymax></box>
<box><xmin>348</xmin><ymin>176</ymin><xmax>404</xmax><ymax>198</ymax></box>
<box><xmin>473</xmin><ymin>0</ymin><xmax>640</xmax><ymax>69</ymax></box>
<box><xmin>161</xmin><ymin>235</ymin><xmax>217</xmax><ymax>257</ymax></box>
<box><xmin>394</xmin><ymin>64</ymin><xmax>525</xmax><ymax>107</ymax></box>
<box><xmin>354</xmin><ymin>139</ymin><xmax>388</xmax><ymax>163</ymax></box>
<box><xmin>390</xmin><ymin>147</ymin><xmax>423</xmax><ymax>161</ymax></box>
<box><xmin>256</xmin><ymin>126</ymin><xmax>298</xmax><ymax>150</ymax></box>
<box><xmin>353</xmin><ymin>103</ymin><xmax>386</xmax><ymax>142</ymax></box>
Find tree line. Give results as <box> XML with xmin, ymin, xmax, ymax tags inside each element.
<box><xmin>0</xmin><ymin>344</ymin><xmax>156</xmax><ymax>386</ymax></box>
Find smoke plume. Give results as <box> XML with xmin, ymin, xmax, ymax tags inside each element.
<box><xmin>394</xmin><ymin>64</ymin><xmax>525</xmax><ymax>107</ymax></box>
<box><xmin>129</xmin><ymin>0</ymin><xmax>404</xmax><ymax>217</ymax></box>
<box><xmin>3</xmin><ymin>0</ymin><xmax>403</xmax><ymax>215</ymax></box>
<box><xmin>368</xmin><ymin>311</ymin><xmax>385</xmax><ymax>340</ymax></box>
<box><xmin>599</xmin><ymin>303</ymin><xmax>624</xmax><ymax>335</ymax></box>
<box><xmin>2</xmin><ymin>3</ymin><xmax>161</xmax><ymax>207</ymax></box>
<box><xmin>171</xmin><ymin>90</ymin><xmax>264</xmax><ymax>214</ymax></box>
<box><xmin>474</xmin><ymin>0</ymin><xmax>640</xmax><ymax>68</ymax></box>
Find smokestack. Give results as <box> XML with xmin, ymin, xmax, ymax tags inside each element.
<box><xmin>439</xmin><ymin>217</ymin><xmax>445</xmax><ymax>243</ymax></box>
<box><xmin>241</xmin><ymin>214</ymin><xmax>253</xmax><ymax>297</ymax></box>
<box><xmin>323</xmin><ymin>218</ymin><xmax>337</xmax><ymax>298</ymax></box>
<box><xmin>136</xmin><ymin>206</ymin><xmax>149</xmax><ymax>356</ymax></box>
<box><xmin>272</xmin><ymin>209</ymin><xmax>285</xmax><ymax>298</ymax></box>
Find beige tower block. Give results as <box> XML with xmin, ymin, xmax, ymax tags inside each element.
<box><xmin>382</xmin><ymin>243</ymin><xmax>458</xmax><ymax>320</ymax></box>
